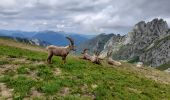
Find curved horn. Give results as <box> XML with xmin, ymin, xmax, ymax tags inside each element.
<box><xmin>96</xmin><ymin>51</ymin><xmax>101</xmax><ymax>56</ymax></box>
<box><xmin>81</xmin><ymin>49</ymin><xmax>89</xmax><ymax>54</ymax></box>
<box><xmin>66</xmin><ymin>37</ymin><xmax>74</xmax><ymax>45</ymax></box>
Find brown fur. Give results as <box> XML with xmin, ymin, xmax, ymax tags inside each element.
<box><xmin>106</xmin><ymin>50</ymin><xmax>121</xmax><ymax>66</ymax></box>
<box><xmin>81</xmin><ymin>49</ymin><xmax>101</xmax><ymax>65</ymax></box>
<box><xmin>46</xmin><ymin>37</ymin><xmax>75</xmax><ymax>64</ymax></box>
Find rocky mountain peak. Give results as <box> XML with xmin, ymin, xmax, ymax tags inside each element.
<box><xmin>124</xmin><ymin>18</ymin><xmax>169</xmax><ymax>46</ymax></box>
<box><xmin>99</xmin><ymin>18</ymin><xmax>170</xmax><ymax>67</ymax></box>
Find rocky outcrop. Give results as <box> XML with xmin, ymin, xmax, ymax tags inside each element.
<box><xmin>101</xmin><ymin>18</ymin><xmax>170</xmax><ymax>67</ymax></box>
<box><xmin>99</xmin><ymin>34</ymin><xmax>125</xmax><ymax>58</ymax></box>
<box><xmin>140</xmin><ymin>35</ymin><xmax>170</xmax><ymax>67</ymax></box>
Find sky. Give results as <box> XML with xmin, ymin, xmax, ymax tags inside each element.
<box><xmin>0</xmin><ymin>0</ymin><xmax>170</xmax><ymax>35</ymax></box>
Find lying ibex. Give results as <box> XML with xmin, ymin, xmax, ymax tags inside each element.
<box><xmin>106</xmin><ymin>50</ymin><xmax>121</xmax><ymax>66</ymax></box>
<box><xmin>81</xmin><ymin>49</ymin><xmax>91</xmax><ymax>60</ymax></box>
<box><xmin>46</xmin><ymin>37</ymin><xmax>76</xmax><ymax>64</ymax></box>
<box><xmin>81</xmin><ymin>49</ymin><xmax>101</xmax><ymax>64</ymax></box>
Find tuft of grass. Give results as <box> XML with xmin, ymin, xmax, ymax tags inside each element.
<box><xmin>0</xmin><ymin>75</ymin><xmax>35</xmax><ymax>99</ymax></box>
<box><xmin>38</xmin><ymin>80</ymin><xmax>62</xmax><ymax>94</ymax></box>
<box><xmin>17</xmin><ymin>65</ymin><xmax>30</xmax><ymax>74</ymax></box>
<box><xmin>0</xmin><ymin>60</ymin><xmax>10</xmax><ymax>65</ymax></box>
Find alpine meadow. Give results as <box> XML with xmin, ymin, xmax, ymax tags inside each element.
<box><xmin>0</xmin><ymin>0</ymin><xmax>170</xmax><ymax>100</ymax></box>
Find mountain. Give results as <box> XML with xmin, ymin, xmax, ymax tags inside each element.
<box><xmin>32</xmin><ymin>31</ymin><xmax>67</xmax><ymax>46</ymax></box>
<box><xmin>33</xmin><ymin>31</ymin><xmax>89</xmax><ymax>46</ymax></box>
<box><xmin>0</xmin><ymin>30</ymin><xmax>37</xmax><ymax>38</ymax></box>
<box><xmin>0</xmin><ymin>36</ymin><xmax>50</xmax><ymax>47</ymax></box>
<box><xmin>0</xmin><ymin>30</ymin><xmax>90</xmax><ymax>46</ymax></box>
<box><xmin>69</xmin><ymin>34</ymin><xmax>90</xmax><ymax>45</ymax></box>
<box><xmin>100</xmin><ymin>18</ymin><xmax>170</xmax><ymax>68</ymax></box>
<box><xmin>76</xmin><ymin>33</ymin><xmax>115</xmax><ymax>54</ymax></box>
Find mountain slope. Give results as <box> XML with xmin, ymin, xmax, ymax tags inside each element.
<box><xmin>0</xmin><ymin>36</ymin><xmax>50</xmax><ymax>47</ymax></box>
<box><xmin>0</xmin><ymin>38</ymin><xmax>170</xmax><ymax>99</ymax></box>
<box><xmin>100</xmin><ymin>18</ymin><xmax>170</xmax><ymax>68</ymax></box>
<box><xmin>77</xmin><ymin>33</ymin><xmax>115</xmax><ymax>53</ymax></box>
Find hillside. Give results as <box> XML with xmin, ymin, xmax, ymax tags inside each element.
<box><xmin>0</xmin><ymin>38</ymin><xmax>170</xmax><ymax>99</ymax></box>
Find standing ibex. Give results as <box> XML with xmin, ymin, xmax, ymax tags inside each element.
<box><xmin>81</xmin><ymin>49</ymin><xmax>101</xmax><ymax>64</ymax></box>
<box><xmin>46</xmin><ymin>37</ymin><xmax>75</xmax><ymax>64</ymax></box>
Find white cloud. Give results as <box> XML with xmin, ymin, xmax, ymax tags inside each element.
<box><xmin>0</xmin><ymin>0</ymin><xmax>169</xmax><ymax>34</ymax></box>
<box><xmin>0</xmin><ymin>0</ymin><xmax>17</xmax><ymax>8</ymax></box>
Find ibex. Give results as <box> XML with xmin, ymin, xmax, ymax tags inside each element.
<box><xmin>81</xmin><ymin>49</ymin><xmax>101</xmax><ymax>64</ymax></box>
<box><xmin>106</xmin><ymin>50</ymin><xmax>121</xmax><ymax>66</ymax></box>
<box><xmin>81</xmin><ymin>49</ymin><xmax>91</xmax><ymax>60</ymax></box>
<box><xmin>46</xmin><ymin>37</ymin><xmax>76</xmax><ymax>64</ymax></box>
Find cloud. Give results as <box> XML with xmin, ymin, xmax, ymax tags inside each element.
<box><xmin>0</xmin><ymin>0</ymin><xmax>169</xmax><ymax>34</ymax></box>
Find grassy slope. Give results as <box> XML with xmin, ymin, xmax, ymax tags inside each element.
<box><xmin>0</xmin><ymin>38</ymin><xmax>170</xmax><ymax>100</ymax></box>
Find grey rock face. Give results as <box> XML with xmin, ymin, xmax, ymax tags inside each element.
<box><xmin>101</xmin><ymin>18</ymin><xmax>170</xmax><ymax>67</ymax></box>
<box><xmin>99</xmin><ymin>34</ymin><xmax>125</xmax><ymax>58</ymax></box>
<box><xmin>77</xmin><ymin>33</ymin><xmax>115</xmax><ymax>54</ymax></box>
<box><xmin>140</xmin><ymin>36</ymin><xmax>170</xmax><ymax>67</ymax></box>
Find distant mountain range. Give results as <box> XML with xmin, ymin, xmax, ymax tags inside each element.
<box><xmin>0</xmin><ymin>36</ymin><xmax>50</xmax><ymax>47</ymax></box>
<box><xmin>0</xmin><ymin>30</ymin><xmax>94</xmax><ymax>46</ymax></box>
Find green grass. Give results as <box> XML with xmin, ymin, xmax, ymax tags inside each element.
<box><xmin>0</xmin><ymin>60</ymin><xmax>10</xmax><ymax>65</ymax></box>
<box><xmin>0</xmin><ymin>42</ymin><xmax>170</xmax><ymax>99</ymax></box>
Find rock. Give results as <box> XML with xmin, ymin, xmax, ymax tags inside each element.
<box><xmin>136</xmin><ymin>62</ymin><xmax>143</xmax><ymax>68</ymax></box>
<box><xmin>164</xmin><ymin>68</ymin><xmax>170</xmax><ymax>73</ymax></box>
<box><xmin>91</xmin><ymin>84</ymin><xmax>98</xmax><ymax>89</ymax></box>
<box><xmin>99</xmin><ymin>34</ymin><xmax>125</xmax><ymax>58</ymax></box>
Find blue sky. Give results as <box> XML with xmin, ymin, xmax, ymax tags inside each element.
<box><xmin>0</xmin><ymin>0</ymin><xmax>170</xmax><ymax>35</ymax></box>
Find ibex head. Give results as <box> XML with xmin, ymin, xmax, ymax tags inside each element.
<box><xmin>81</xmin><ymin>49</ymin><xmax>89</xmax><ymax>54</ymax></box>
<box><xmin>66</xmin><ymin>37</ymin><xmax>76</xmax><ymax>51</ymax></box>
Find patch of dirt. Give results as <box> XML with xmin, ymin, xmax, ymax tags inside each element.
<box><xmin>59</xmin><ymin>87</ymin><xmax>70</xmax><ymax>96</ymax></box>
<box><xmin>91</xmin><ymin>84</ymin><xmax>98</xmax><ymax>89</ymax></box>
<box><xmin>53</xmin><ymin>68</ymin><xmax>62</xmax><ymax>76</ymax></box>
<box><xmin>33</xmin><ymin>61</ymin><xmax>45</xmax><ymax>65</ymax></box>
<box><xmin>1</xmin><ymin>57</ymin><xmax>31</xmax><ymax>65</ymax></box>
<box><xmin>0</xmin><ymin>64</ymin><xmax>19</xmax><ymax>74</ymax></box>
<box><xmin>12</xmin><ymin>58</ymin><xmax>31</xmax><ymax>64</ymax></box>
<box><xmin>121</xmin><ymin>63</ymin><xmax>170</xmax><ymax>84</ymax></box>
<box><xmin>27</xmin><ymin>70</ymin><xmax>39</xmax><ymax>80</ymax></box>
<box><xmin>81</xmin><ymin>84</ymin><xmax>88</xmax><ymax>93</ymax></box>
<box><xmin>127</xmin><ymin>87</ymin><xmax>142</xmax><ymax>94</ymax></box>
<box><xmin>135</xmin><ymin>67</ymin><xmax>170</xmax><ymax>84</ymax></box>
<box><xmin>0</xmin><ymin>83</ymin><xmax>13</xmax><ymax>99</ymax></box>
<box><xmin>24</xmin><ymin>87</ymin><xmax>45</xmax><ymax>100</ymax></box>
<box><xmin>82</xmin><ymin>93</ymin><xmax>96</xmax><ymax>100</ymax></box>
